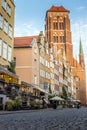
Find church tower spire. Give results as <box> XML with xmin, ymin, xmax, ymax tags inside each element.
<box><xmin>79</xmin><ymin>37</ymin><xmax>85</xmax><ymax>68</ymax></box>
<box><xmin>79</xmin><ymin>37</ymin><xmax>83</xmax><ymax>54</ymax></box>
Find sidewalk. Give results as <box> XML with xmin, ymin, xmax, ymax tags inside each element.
<box><xmin>0</xmin><ymin>110</ymin><xmax>39</xmax><ymax>115</ymax></box>
<box><xmin>0</xmin><ymin>108</ymin><xmax>53</xmax><ymax>115</ymax></box>
<box><xmin>0</xmin><ymin>106</ymin><xmax>73</xmax><ymax>115</ymax></box>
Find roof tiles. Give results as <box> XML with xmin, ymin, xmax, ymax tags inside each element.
<box><xmin>14</xmin><ymin>36</ymin><xmax>39</xmax><ymax>47</ymax></box>
<box><xmin>47</xmin><ymin>6</ymin><xmax>70</xmax><ymax>12</ymax></box>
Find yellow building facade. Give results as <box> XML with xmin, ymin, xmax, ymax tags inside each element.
<box><xmin>0</xmin><ymin>0</ymin><xmax>15</xmax><ymax>65</ymax></box>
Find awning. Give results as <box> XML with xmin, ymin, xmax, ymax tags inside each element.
<box><xmin>73</xmin><ymin>99</ymin><xmax>81</xmax><ymax>103</ymax></box>
<box><xmin>0</xmin><ymin>66</ymin><xmax>19</xmax><ymax>79</ymax></box>
<box><xmin>50</xmin><ymin>96</ymin><xmax>64</xmax><ymax>101</ymax></box>
<box><xmin>68</xmin><ymin>97</ymin><xmax>80</xmax><ymax>102</ymax></box>
<box><xmin>21</xmin><ymin>81</ymin><xmax>32</xmax><ymax>87</ymax></box>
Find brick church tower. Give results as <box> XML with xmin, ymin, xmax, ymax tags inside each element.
<box><xmin>45</xmin><ymin>6</ymin><xmax>73</xmax><ymax>65</ymax></box>
<box><xmin>45</xmin><ymin>6</ymin><xmax>86</xmax><ymax>105</ymax></box>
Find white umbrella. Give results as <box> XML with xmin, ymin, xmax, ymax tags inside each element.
<box><xmin>50</xmin><ymin>96</ymin><xmax>64</xmax><ymax>101</ymax></box>
<box><xmin>74</xmin><ymin>99</ymin><xmax>81</xmax><ymax>103</ymax></box>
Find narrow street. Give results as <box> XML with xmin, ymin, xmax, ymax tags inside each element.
<box><xmin>0</xmin><ymin>107</ymin><xmax>87</xmax><ymax>130</ymax></box>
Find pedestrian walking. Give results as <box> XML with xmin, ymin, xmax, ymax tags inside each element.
<box><xmin>42</xmin><ymin>97</ymin><xmax>46</xmax><ymax>109</ymax></box>
<box><xmin>53</xmin><ymin>101</ymin><xmax>57</xmax><ymax>109</ymax></box>
<box><xmin>77</xmin><ymin>103</ymin><xmax>80</xmax><ymax>109</ymax></box>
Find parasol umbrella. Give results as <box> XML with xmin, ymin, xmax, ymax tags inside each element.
<box><xmin>50</xmin><ymin>96</ymin><xmax>64</xmax><ymax>101</ymax></box>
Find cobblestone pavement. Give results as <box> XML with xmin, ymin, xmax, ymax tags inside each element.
<box><xmin>0</xmin><ymin>107</ymin><xmax>87</xmax><ymax>130</ymax></box>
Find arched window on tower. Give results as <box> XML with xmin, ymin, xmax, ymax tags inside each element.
<box><xmin>59</xmin><ymin>22</ymin><xmax>64</xmax><ymax>30</ymax></box>
<box><xmin>53</xmin><ymin>22</ymin><xmax>58</xmax><ymax>30</ymax></box>
<box><xmin>60</xmin><ymin>36</ymin><xmax>64</xmax><ymax>43</ymax></box>
<box><xmin>53</xmin><ymin>36</ymin><xmax>58</xmax><ymax>43</ymax></box>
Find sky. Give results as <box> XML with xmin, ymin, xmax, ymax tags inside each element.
<box><xmin>14</xmin><ymin>0</ymin><xmax>87</xmax><ymax>78</ymax></box>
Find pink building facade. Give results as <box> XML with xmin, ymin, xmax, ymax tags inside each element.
<box><xmin>14</xmin><ymin>36</ymin><xmax>40</xmax><ymax>86</ymax></box>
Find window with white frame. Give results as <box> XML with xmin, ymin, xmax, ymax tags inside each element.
<box><xmin>3</xmin><ymin>42</ymin><xmax>7</xmax><ymax>59</ymax></box>
<box><xmin>8</xmin><ymin>25</ymin><xmax>12</xmax><ymax>38</ymax></box>
<box><xmin>2</xmin><ymin>0</ymin><xmax>6</xmax><ymax>10</ymax></box>
<box><xmin>40</xmin><ymin>69</ymin><xmax>45</xmax><ymax>77</ymax></box>
<box><xmin>4</xmin><ymin>19</ymin><xmax>8</xmax><ymax>33</ymax></box>
<box><xmin>45</xmin><ymin>60</ymin><xmax>47</xmax><ymax>66</ymax></box>
<box><xmin>0</xmin><ymin>39</ymin><xmax>2</xmax><ymax>56</ymax></box>
<box><xmin>42</xmin><ymin>57</ymin><xmax>44</xmax><ymax>65</ymax></box>
<box><xmin>50</xmin><ymin>62</ymin><xmax>52</xmax><ymax>68</ymax></box>
<box><xmin>46</xmin><ymin>49</ymin><xmax>48</xmax><ymax>54</ymax></box>
<box><xmin>0</xmin><ymin>14</ymin><xmax>3</xmax><ymax>29</ymax></box>
<box><xmin>8</xmin><ymin>46</ymin><xmax>12</xmax><ymax>61</ymax></box>
<box><xmin>50</xmin><ymin>62</ymin><xmax>54</xmax><ymax>68</ymax></box>
<box><xmin>48</xmin><ymin>62</ymin><xmax>50</xmax><ymax>68</ymax></box>
<box><xmin>7</xmin><ymin>4</ymin><xmax>11</xmax><ymax>16</ymax></box>
<box><xmin>50</xmin><ymin>73</ymin><xmax>54</xmax><ymax>79</ymax></box>
<box><xmin>46</xmin><ymin>72</ymin><xmax>48</xmax><ymax>78</ymax></box>
<box><xmin>46</xmin><ymin>72</ymin><xmax>50</xmax><ymax>79</ymax></box>
<box><xmin>47</xmin><ymin>61</ymin><xmax>49</xmax><ymax>67</ymax></box>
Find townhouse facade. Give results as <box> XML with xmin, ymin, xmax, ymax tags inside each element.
<box><xmin>14</xmin><ymin>36</ymin><xmax>41</xmax><ymax>96</ymax></box>
<box><xmin>14</xmin><ymin>36</ymin><xmax>40</xmax><ymax>85</ymax></box>
<box><xmin>38</xmin><ymin>32</ymin><xmax>50</xmax><ymax>94</ymax></box>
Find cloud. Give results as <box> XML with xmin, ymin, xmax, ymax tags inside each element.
<box><xmin>77</xmin><ymin>6</ymin><xmax>85</xmax><ymax>10</ymax></box>
<box><xmin>14</xmin><ymin>22</ymin><xmax>40</xmax><ymax>37</ymax></box>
